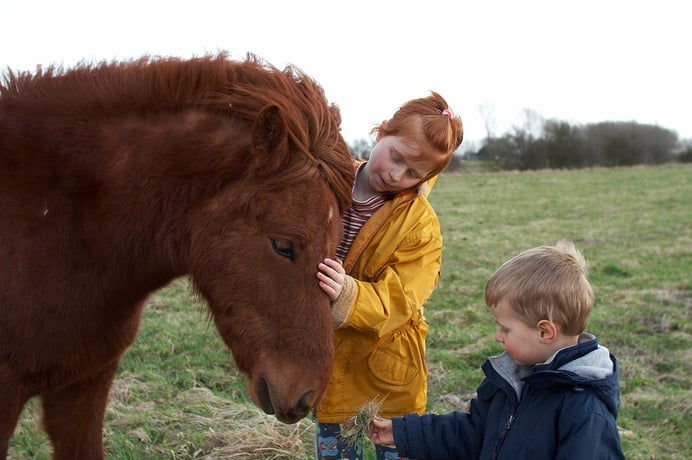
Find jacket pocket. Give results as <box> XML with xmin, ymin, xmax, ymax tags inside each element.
<box><xmin>367</xmin><ymin>328</ymin><xmax>425</xmax><ymax>386</ymax></box>
<box><xmin>368</xmin><ymin>348</ymin><xmax>418</xmax><ymax>385</ymax></box>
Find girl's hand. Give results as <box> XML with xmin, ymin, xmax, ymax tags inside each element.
<box><xmin>367</xmin><ymin>417</ymin><xmax>395</xmax><ymax>445</ymax></box>
<box><xmin>317</xmin><ymin>258</ymin><xmax>345</xmax><ymax>301</ymax></box>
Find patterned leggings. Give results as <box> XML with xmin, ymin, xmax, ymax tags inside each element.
<box><xmin>315</xmin><ymin>422</ymin><xmax>407</xmax><ymax>460</ymax></box>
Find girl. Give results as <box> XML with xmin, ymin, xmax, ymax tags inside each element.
<box><xmin>315</xmin><ymin>92</ymin><xmax>463</xmax><ymax>459</ymax></box>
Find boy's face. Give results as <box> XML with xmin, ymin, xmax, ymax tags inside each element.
<box><xmin>492</xmin><ymin>298</ymin><xmax>546</xmax><ymax>366</ymax></box>
<box><xmin>366</xmin><ymin>135</ymin><xmax>434</xmax><ymax>194</ymax></box>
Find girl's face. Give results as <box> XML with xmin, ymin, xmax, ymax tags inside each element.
<box><xmin>364</xmin><ymin>135</ymin><xmax>433</xmax><ymax>194</ymax></box>
<box><xmin>492</xmin><ymin>298</ymin><xmax>545</xmax><ymax>366</ymax></box>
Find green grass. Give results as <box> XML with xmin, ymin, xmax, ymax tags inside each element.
<box><xmin>8</xmin><ymin>164</ymin><xmax>691</xmax><ymax>459</ymax></box>
<box><xmin>426</xmin><ymin>164</ymin><xmax>691</xmax><ymax>460</ymax></box>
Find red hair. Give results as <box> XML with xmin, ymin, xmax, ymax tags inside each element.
<box><xmin>372</xmin><ymin>91</ymin><xmax>463</xmax><ymax>179</ymax></box>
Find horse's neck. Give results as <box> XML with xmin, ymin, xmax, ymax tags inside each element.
<box><xmin>18</xmin><ymin>111</ymin><xmax>249</xmax><ymax>287</ymax></box>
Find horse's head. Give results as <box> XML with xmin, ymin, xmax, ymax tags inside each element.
<box><xmin>187</xmin><ymin>70</ymin><xmax>353</xmax><ymax>423</ymax></box>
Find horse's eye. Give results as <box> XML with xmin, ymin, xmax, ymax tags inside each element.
<box><xmin>270</xmin><ymin>238</ymin><xmax>295</xmax><ymax>260</ymax></box>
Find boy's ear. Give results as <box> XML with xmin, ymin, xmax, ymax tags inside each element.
<box><xmin>537</xmin><ymin>320</ymin><xmax>558</xmax><ymax>343</ymax></box>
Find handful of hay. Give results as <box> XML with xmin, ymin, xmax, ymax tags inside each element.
<box><xmin>339</xmin><ymin>397</ymin><xmax>384</xmax><ymax>448</ymax></box>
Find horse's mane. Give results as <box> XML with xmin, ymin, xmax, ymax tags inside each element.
<box><xmin>0</xmin><ymin>53</ymin><xmax>353</xmax><ymax>214</ymax></box>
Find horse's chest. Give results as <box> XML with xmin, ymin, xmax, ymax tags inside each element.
<box><xmin>16</xmin><ymin>303</ymin><xmax>145</xmax><ymax>393</ymax></box>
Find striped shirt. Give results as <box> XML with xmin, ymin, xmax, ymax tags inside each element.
<box><xmin>335</xmin><ymin>192</ymin><xmax>386</xmax><ymax>262</ymax></box>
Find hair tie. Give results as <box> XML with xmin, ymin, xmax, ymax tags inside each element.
<box><xmin>441</xmin><ymin>109</ymin><xmax>452</xmax><ymax>117</ymax></box>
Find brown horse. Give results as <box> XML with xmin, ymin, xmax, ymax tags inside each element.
<box><xmin>0</xmin><ymin>53</ymin><xmax>353</xmax><ymax>459</ymax></box>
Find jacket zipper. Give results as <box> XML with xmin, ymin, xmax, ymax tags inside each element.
<box><xmin>492</xmin><ymin>414</ymin><xmax>515</xmax><ymax>460</ymax></box>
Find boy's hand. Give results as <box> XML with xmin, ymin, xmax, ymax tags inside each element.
<box><xmin>367</xmin><ymin>417</ymin><xmax>394</xmax><ymax>445</ymax></box>
<box><xmin>317</xmin><ymin>258</ymin><xmax>345</xmax><ymax>301</ymax></box>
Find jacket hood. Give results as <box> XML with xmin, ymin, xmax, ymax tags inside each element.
<box><xmin>418</xmin><ymin>175</ymin><xmax>437</xmax><ymax>197</ymax></box>
<box><xmin>488</xmin><ymin>334</ymin><xmax>621</xmax><ymax>418</ymax></box>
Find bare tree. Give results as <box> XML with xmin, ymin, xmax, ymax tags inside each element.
<box><xmin>477</xmin><ymin>103</ymin><xmax>497</xmax><ymax>140</ymax></box>
<box><xmin>518</xmin><ymin>108</ymin><xmax>545</xmax><ymax>140</ymax></box>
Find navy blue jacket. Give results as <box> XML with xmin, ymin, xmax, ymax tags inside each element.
<box><xmin>392</xmin><ymin>334</ymin><xmax>625</xmax><ymax>459</ymax></box>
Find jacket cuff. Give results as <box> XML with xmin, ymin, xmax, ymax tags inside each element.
<box><xmin>331</xmin><ymin>275</ymin><xmax>357</xmax><ymax>328</ymax></box>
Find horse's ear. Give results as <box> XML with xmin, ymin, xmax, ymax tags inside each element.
<box><xmin>252</xmin><ymin>105</ymin><xmax>290</xmax><ymax>176</ymax></box>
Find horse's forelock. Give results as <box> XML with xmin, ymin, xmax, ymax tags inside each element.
<box><xmin>210</xmin><ymin>55</ymin><xmax>353</xmax><ymax>215</ymax></box>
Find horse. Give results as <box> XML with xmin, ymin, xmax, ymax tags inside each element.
<box><xmin>0</xmin><ymin>53</ymin><xmax>354</xmax><ymax>459</ymax></box>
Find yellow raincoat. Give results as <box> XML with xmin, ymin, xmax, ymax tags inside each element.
<box><xmin>315</xmin><ymin>174</ymin><xmax>442</xmax><ymax>423</ymax></box>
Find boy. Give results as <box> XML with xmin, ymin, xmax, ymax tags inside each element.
<box><xmin>367</xmin><ymin>240</ymin><xmax>626</xmax><ymax>459</ymax></box>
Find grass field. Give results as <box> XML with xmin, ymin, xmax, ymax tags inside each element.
<box><xmin>9</xmin><ymin>163</ymin><xmax>691</xmax><ymax>459</ymax></box>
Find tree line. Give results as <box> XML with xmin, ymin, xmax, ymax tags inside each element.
<box><xmin>348</xmin><ymin>119</ymin><xmax>692</xmax><ymax>171</ymax></box>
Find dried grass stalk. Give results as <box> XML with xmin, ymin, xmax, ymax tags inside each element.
<box><xmin>339</xmin><ymin>396</ymin><xmax>384</xmax><ymax>448</ymax></box>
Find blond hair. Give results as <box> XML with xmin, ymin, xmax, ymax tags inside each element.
<box><xmin>371</xmin><ymin>91</ymin><xmax>463</xmax><ymax>181</ymax></box>
<box><xmin>484</xmin><ymin>240</ymin><xmax>594</xmax><ymax>335</ymax></box>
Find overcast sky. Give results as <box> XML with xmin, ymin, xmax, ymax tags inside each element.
<box><xmin>3</xmin><ymin>0</ymin><xmax>690</xmax><ymax>149</ymax></box>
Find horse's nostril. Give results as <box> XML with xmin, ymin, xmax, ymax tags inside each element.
<box><xmin>257</xmin><ymin>376</ymin><xmax>275</xmax><ymax>415</ymax></box>
<box><xmin>295</xmin><ymin>390</ymin><xmax>313</xmax><ymax>417</ymax></box>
